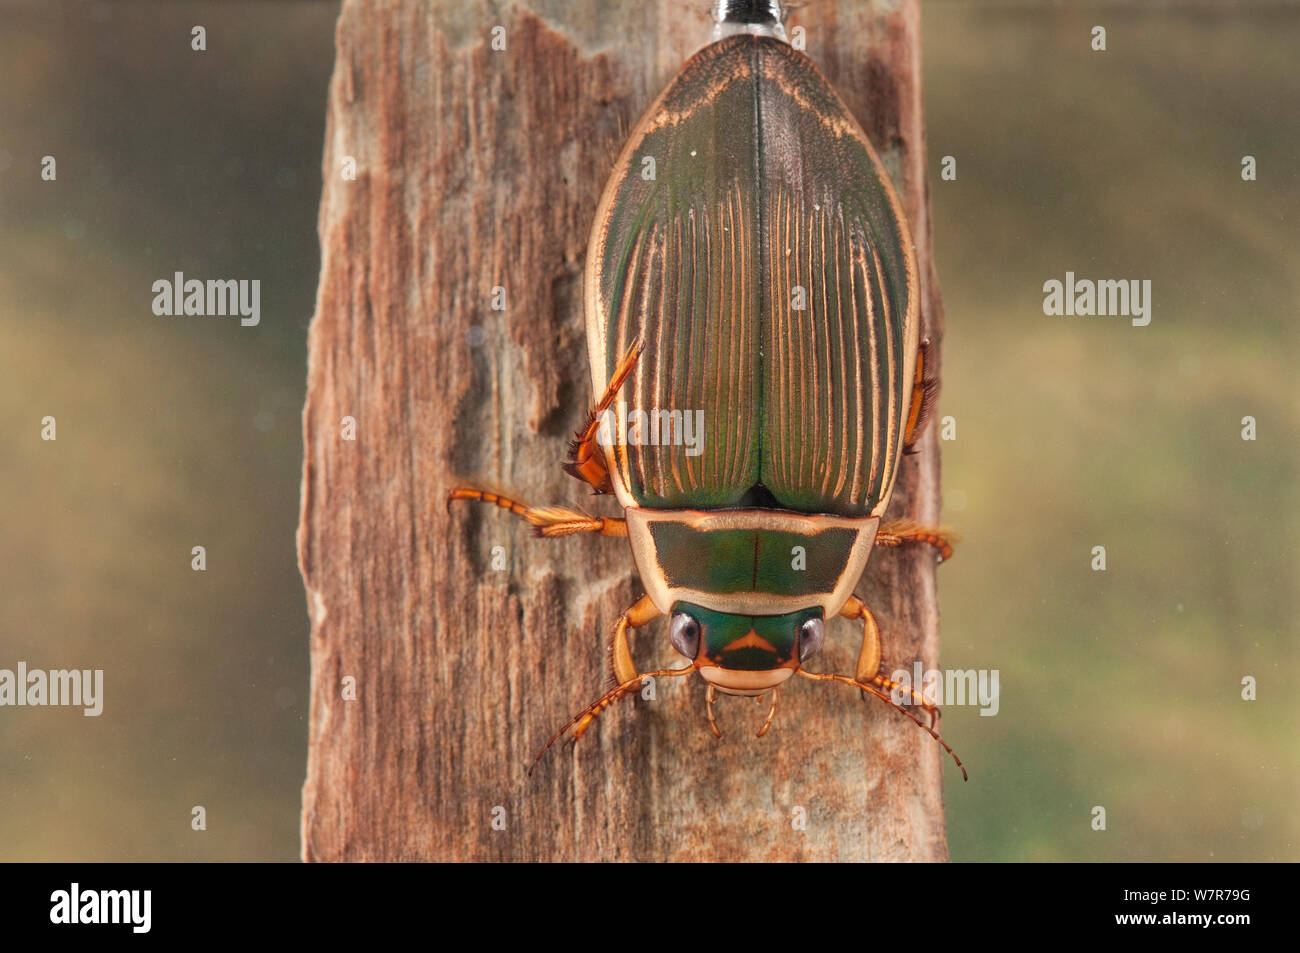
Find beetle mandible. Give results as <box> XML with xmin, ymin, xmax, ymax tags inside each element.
<box><xmin>451</xmin><ymin>0</ymin><xmax>963</xmax><ymax>779</ymax></box>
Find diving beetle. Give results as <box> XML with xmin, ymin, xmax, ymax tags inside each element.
<box><xmin>451</xmin><ymin>0</ymin><xmax>964</xmax><ymax>778</ymax></box>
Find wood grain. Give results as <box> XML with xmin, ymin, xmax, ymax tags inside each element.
<box><xmin>299</xmin><ymin>0</ymin><xmax>949</xmax><ymax>862</ymax></box>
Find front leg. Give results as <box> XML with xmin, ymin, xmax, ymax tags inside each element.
<box><xmin>840</xmin><ymin>595</ymin><xmax>940</xmax><ymax>729</ymax></box>
<box><xmin>610</xmin><ymin>594</ymin><xmax>661</xmax><ymax>684</ymax></box>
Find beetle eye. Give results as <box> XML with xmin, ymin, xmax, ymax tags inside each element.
<box><xmin>798</xmin><ymin>617</ymin><xmax>825</xmax><ymax>661</ymax></box>
<box><xmin>669</xmin><ymin>612</ymin><xmax>702</xmax><ymax>660</ymax></box>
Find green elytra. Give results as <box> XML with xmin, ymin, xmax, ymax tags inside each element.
<box><xmin>451</xmin><ymin>9</ymin><xmax>962</xmax><ymax>775</ymax></box>
<box><xmin>586</xmin><ymin>36</ymin><xmax>917</xmax><ymax>517</ymax></box>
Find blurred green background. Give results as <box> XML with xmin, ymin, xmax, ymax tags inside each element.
<box><xmin>0</xmin><ymin>1</ymin><xmax>1294</xmax><ymax>861</ymax></box>
<box><xmin>0</xmin><ymin>0</ymin><xmax>338</xmax><ymax>860</ymax></box>
<box><xmin>928</xmin><ymin>2</ymin><xmax>1299</xmax><ymax>861</ymax></box>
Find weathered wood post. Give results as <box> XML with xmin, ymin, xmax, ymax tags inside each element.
<box><xmin>299</xmin><ymin>0</ymin><xmax>948</xmax><ymax>861</ymax></box>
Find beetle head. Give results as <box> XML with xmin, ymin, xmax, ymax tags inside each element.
<box><xmin>669</xmin><ymin>602</ymin><xmax>825</xmax><ymax>695</ymax></box>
